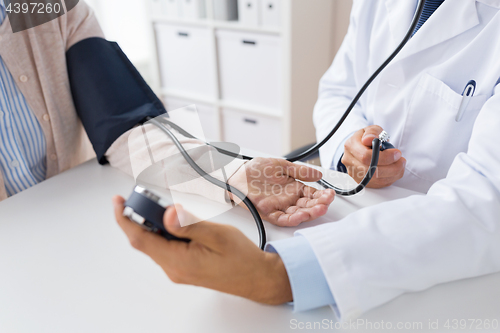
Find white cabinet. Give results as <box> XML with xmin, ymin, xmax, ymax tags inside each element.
<box><xmin>217</xmin><ymin>30</ymin><xmax>282</xmax><ymax>110</ymax></box>
<box><xmin>223</xmin><ymin>109</ymin><xmax>282</xmax><ymax>156</ymax></box>
<box><xmin>164</xmin><ymin>97</ymin><xmax>220</xmax><ymax>141</ymax></box>
<box><xmin>156</xmin><ymin>24</ymin><xmax>216</xmax><ymax>99</ymax></box>
<box><xmin>179</xmin><ymin>0</ymin><xmax>207</xmax><ymax>19</ymax></box>
<box><xmin>238</xmin><ymin>0</ymin><xmax>260</xmax><ymax>26</ymax></box>
<box><xmin>259</xmin><ymin>0</ymin><xmax>281</xmax><ymax>27</ymax></box>
<box><xmin>150</xmin><ymin>1</ymin><xmax>348</xmax><ymax>155</ymax></box>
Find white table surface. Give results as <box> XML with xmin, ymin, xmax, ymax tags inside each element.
<box><xmin>0</xmin><ymin>160</ymin><xmax>499</xmax><ymax>333</ymax></box>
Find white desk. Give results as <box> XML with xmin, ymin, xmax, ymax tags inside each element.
<box><xmin>0</xmin><ymin>160</ymin><xmax>499</xmax><ymax>333</ymax></box>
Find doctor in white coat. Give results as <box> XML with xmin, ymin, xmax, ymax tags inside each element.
<box><xmin>308</xmin><ymin>0</ymin><xmax>500</xmax><ymax>319</ymax></box>
<box><xmin>113</xmin><ymin>0</ymin><xmax>500</xmax><ymax>321</ymax></box>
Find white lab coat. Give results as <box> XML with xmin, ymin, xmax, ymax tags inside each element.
<box><xmin>306</xmin><ymin>0</ymin><xmax>500</xmax><ymax>320</ymax></box>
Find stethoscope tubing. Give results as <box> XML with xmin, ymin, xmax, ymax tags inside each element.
<box><xmin>143</xmin><ymin>0</ymin><xmax>427</xmax><ymax>248</ymax></box>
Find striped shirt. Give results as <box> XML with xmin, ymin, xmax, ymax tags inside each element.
<box><xmin>413</xmin><ymin>0</ymin><xmax>445</xmax><ymax>35</ymax></box>
<box><xmin>0</xmin><ymin>2</ymin><xmax>47</xmax><ymax>196</ymax></box>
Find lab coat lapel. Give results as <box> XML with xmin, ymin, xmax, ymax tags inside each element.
<box><xmin>476</xmin><ymin>0</ymin><xmax>500</xmax><ymax>8</ymax></box>
<box><xmin>387</xmin><ymin>0</ymin><xmax>480</xmax><ymax>63</ymax></box>
<box><xmin>385</xmin><ymin>0</ymin><xmax>418</xmax><ymax>50</ymax></box>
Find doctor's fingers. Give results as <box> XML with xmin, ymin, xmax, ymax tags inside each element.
<box><xmin>344</xmin><ymin>137</ymin><xmax>402</xmax><ymax>166</ymax></box>
<box><xmin>346</xmin><ymin>126</ymin><xmax>383</xmax><ymax>149</ymax></box>
<box><xmin>342</xmin><ymin>152</ymin><xmax>406</xmax><ymax>181</ymax></box>
<box><xmin>295</xmin><ymin>189</ymin><xmax>336</xmax><ymax>208</ymax></box>
<box><xmin>361</xmin><ymin>125</ymin><xmax>384</xmax><ymax>146</ymax></box>
<box><xmin>271</xmin><ymin>205</ymin><xmax>329</xmax><ymax>227</ymax></box>
<box><xmin>164</xmin><ymin>205</ymin><xmax>240</xmax><ymax>254</ymax></box>
<box><xmin>343</xmin><ymin>151</ymin><xmax>406</xmax><ymax>178</ymax></box>
<box><xmin>372</xmin><ymin>159</ymin><xmax>406</xmax><ymax>179</ymax></box>
<box><xmin>300</xmin><ymin>184</ymin><xmax>336</xmax><ymax>200</ymax></box>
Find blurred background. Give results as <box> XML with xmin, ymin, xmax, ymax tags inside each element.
<box><xmin>84</xmin><ymin>0</ymin><xmax>352</xmax><ymax>157</ymax></box>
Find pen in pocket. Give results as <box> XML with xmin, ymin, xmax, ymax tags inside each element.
<box><xmin>456</xmin><ymin>80</ymin><xmax>476</xmax><ymax>122</ymax></box>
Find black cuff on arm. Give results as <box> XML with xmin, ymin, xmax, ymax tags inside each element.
<box><xmin>66</xmin><ymin>37</ymin><xmax>167</xmax><ymax>164</ymax></box>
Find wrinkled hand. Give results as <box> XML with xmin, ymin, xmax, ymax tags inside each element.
<box><xmin>342</xmin><ymin>125</ymin><xmax>406</xmax><ymax>188</ymax></box>
<box><xmin>114</xmin><ymin>197</ymin><xmax>293</xmax><ymax>305</ymax></box>
<box><xmin>228</xmin><ymin>158</ymin><xmax>335</xmax><ymax>227</ymax></box>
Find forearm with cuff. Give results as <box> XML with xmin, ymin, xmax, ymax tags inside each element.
<box><xmin>105</xmin><ymin>124</ymin><xmax>247</xmax><ymax>204</ymax></box>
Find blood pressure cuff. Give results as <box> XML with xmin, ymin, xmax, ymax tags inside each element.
<box><xmin>66</xmin><ymin>37</ymin><xmax>167</xmax><ymax>164</ymax></box>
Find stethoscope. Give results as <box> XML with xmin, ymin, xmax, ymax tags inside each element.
<box><xmin>144</xmin><ymin>0</ymin><xmax>429</xmax><ymax>249</ymax></box>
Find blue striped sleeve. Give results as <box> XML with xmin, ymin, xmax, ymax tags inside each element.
<box><xmin>0</xmin><ymin>1</ymin><xmax>47</xmax><ymax>197</ymax></box>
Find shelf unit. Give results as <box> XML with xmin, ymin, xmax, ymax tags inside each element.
<box><xmin>147</xmin><ymin>0</ymin><xmax>350</xmax><ymax>156</ymax></box>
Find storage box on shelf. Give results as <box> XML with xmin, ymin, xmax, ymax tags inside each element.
<box><xmin>217</xmin><ymin>30</ymin><xmax>282</xmax><ymax>111</ymax></box>
<box><xmin>164</xmin><ymin>0</ymin><xmax>181</xmax><ymax>18</ymax></box>
<box><xmin>155</xmin><ymin>24</ymin><xmax>216</xmax><ymax>100</ymax></box>
<box><xmin>237</xmin><ymin>0</ymin><xmax>259</xmax><ymax>26</ymax></box>
<box><xmin>180</xmin><ymin>0</ymin><xmax>207</xmax><ymax>19</ymax></box>
<box><xmin>149</xmin><ymin>0</ymin><xmax>349</xmax><ymax>156</ymax></box>
<box><xmin>259</xmin><ymin>0</ymin><xmax>280</xmax><ymax>27</ymax></box>
<box><xmin>151</xmin><ymin>0</ymin><xmax>164</xmax><ymax>15</ymax></box>
<box><xmin>213</xmin><ymin>0</ymin><xmax>239</xmax><ymax>21</ymax></box>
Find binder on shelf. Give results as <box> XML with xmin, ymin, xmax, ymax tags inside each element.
<box><xmin>164</xmin><ymin>0</ymin><xmax>181</xmax><ymax>18</ymax></box>
<box><xmin>238</xmin><ymin>0</ymin><xmax>259</xmax><ymax>26</ymax></box>
<box><xmin>150</xmin><ymin>0</ymin><xmax>165</xmax><ymax>16</ymax></box>
<box><xmin>259</xmin><ymin>0</ymin><xmax>280</xmax><ymax>27</ymax></box>
<box><xmin>180</xmin><ymin>0</ymin><xmax>207</xmax><ymax>19</ymax></box>
<box><xmin>213</xmin><ymin>0</ymin><xmax>239</xmax><ymax>21</ymax></box>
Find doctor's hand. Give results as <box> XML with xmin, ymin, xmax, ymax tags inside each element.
<box><xmin>342</xmin><ymin>125</ymin><xmax>406</xmax><ymax>189</ymax></box>
<box><xmin>113</xmin><ymin>197</ymin><xmax>293</xmax><ymax>305</ymax></box>
<box><xmin>227</xmin><ymin>158</ymin><xmax>335</xmax><ymax>227</ymax></box>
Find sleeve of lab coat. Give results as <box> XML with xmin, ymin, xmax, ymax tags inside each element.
<box><xmin>313</xmin><ymin>0</ymin><xmax>369</xmax><ymax>169</ymax></box>
<box><xmin>265</xmin><ymin>236</ymin><xmax>337</xmax><ymax>313</ymax></box>
<box><xmin>299</xmin><ymin>85</ymin><xmax>500</xmax><ymax>321</ymax></box>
